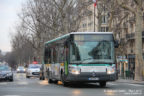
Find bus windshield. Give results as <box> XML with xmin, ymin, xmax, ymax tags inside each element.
<box><xmin>70</xmin><ymin>40</ymin><xmax>115</xmax><ymax>64</ymax></box>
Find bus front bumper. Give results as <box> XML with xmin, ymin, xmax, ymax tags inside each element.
<box><xmin>66</xmin><ymin>72</ymin><xmax>117</xmax><ymax>82</ymax></box>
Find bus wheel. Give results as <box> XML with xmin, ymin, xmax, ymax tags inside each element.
<box><xmin>48</xmin><ymin>79</ymin><xmax>53</xmax><ymax>83</ymax></box>
<box><xmin>53</xmin><ymin>80</ymin><xmax>58</xmax><ymax>84</ymax></box>
<box><xmin>63</xmin><ymin>82</ymin><xmax>69</xmax><ymax>86</ymax></box>
<box><xmin>42</xmin><ymin>76</ymin><xmax>45</xmax><ymax>80</ymax></box>
<box><xmin>39</xmin><ymin>77</ymin><xmax>42</xmax><ymax>80</ymax></box>
<box><xmin>61</xmin><ymin>74</ymin><xmax>69</xmax><ymax>86</ymax></box>
<box><xmin>99</xmin><ymin>81</ymin><xmax>106</xmax><ymax>87</ymax></box>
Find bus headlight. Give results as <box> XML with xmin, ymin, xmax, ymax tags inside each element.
<box><xmin>69</xmin><ymin>66</ymin><xmax>81</xmax><ymax>75</ymax></box>
<box><xmin>107</xmin><ymin>66</ymin><xmax>115</xmax><ymax>74</ymax></box>
<box><xmin>71</xmin><ymin>69</ymin><xmax>80</xmax><ymax>75</ymax></box>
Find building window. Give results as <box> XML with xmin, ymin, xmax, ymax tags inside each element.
<box><xmin>143</xmin><ymin>13</ymin><xmax>144</xmax><ymax>20</ymax></box>
<box><xmin>82</xmin><ymin>23</ymin><xmax>87</xmax><ymax>28</ymax></box>
<box><xmin>88</xmin><ymin>22</ymin><xmax>93</xmax><ymax>27</ymax></box>
<box><xmin>100</xmin><ymin>27</ymin><xmax>109</xmax><ymax>32</ymax></box>
<box><xmin>102</xmin><ymin>15</ymin><xmax>108</xmax><ymax>24</ymax></box>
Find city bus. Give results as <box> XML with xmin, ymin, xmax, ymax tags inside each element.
<box><xmin>43</xmin><ymin>32</ymin><xmax>118</xmax><ymax>87</ymax></box>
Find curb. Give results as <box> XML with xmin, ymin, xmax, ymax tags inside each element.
<box><xmin>115</xmin><ymin>80</ymin><xmax>144</xmax><ymax>85</ymax></box>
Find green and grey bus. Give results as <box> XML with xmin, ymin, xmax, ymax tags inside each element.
<box><xmin>43</xmin><ymin>32</ymin><xmax>118</xmax><ymax>87</ymax></box>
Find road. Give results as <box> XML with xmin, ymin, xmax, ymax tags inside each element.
<box><xmin>0</xmin><ymin>73</ymin><xmax>143</xmax><ymax>96</ymax></box>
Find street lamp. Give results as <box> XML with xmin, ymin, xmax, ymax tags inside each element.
<box><xmin>92</xmin><ymin>0</ymin><xmax>98</xmax><ymax>32</ymax></box>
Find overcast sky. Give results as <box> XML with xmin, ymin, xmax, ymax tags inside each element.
<box><xmin>0</xmin><ymin>0</ymin><xmax>26</xmax><ymax>52</ymax></box>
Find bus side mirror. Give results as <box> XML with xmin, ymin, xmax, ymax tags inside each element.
<box><xmin>114</xmin><ymin>40</ymin><xmax>119</xmax><ymax>48</ymax></box>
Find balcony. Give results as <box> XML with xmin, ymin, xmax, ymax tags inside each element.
<box><xmin>126</xmin><ymin>33</ymin><xmax>135</xmax><ymax>40</ymax></box>
<box><xmin>120</xmin><ymin>38</ymin><xmax>125</xmax><ymax>43</ymax></box>
<box><xmin>126</xmin><ymin>31</ymin><xmax>144</xmax><ymax>40</ymax></box>
<box><xmin>129</xmin><ymin>17</ymin><xmax>135</xmax><ymax>23</ymax></box>
<box><xmin>142</xmin><ymin>31</ymin><xmax>144</xmax><ymax>38</ymax></box>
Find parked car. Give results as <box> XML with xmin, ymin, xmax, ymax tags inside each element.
<box><xmin>17</xmin><ymin>66</ymin><xmax>26</xmax><ymax>73</ymax></box>
<box><xmin>26</xmin><ymin>64</ymin><xmax>41</xmax><ymax>78</ymax></box>
<box><xmin>0</xmin><ymin>65</ymin><xmax>13</xmax><ymax>81</ymax></box>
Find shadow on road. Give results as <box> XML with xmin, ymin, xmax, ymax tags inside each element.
<box><xmin>68</xmin><ymin>83</ymin><xmax>109</xmax><ymax>89</ymax></box>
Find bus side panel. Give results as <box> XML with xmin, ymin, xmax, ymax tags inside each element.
<box><xmin>53</xmin><ymin>63</ymin><xmax>61</xmax><ymax>80</ymax></box>
<box><xmin>44</xmin><ymin>64</ymin><xmax>51</xmax><ymax>79</ymax></box>
<box><xmin>60</xmin><ymin>63</ymin><xmax>64</xmax><ymax>79</ymax></box>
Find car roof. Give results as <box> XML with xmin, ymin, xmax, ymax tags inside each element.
<box><xmin>28</xmin><ymin>64</ymin><xmax>41</xmax><ymax>66</ymax></box>
<box><xmin>18</xmin><ymin>66</ymin><xmax>24</xmax><ymax>67</ymax></box>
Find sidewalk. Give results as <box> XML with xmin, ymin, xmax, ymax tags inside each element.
<box><xmin>116</xmin><ymin>78</ymin><xmax>144</xmax><ymax>85</ymax></box>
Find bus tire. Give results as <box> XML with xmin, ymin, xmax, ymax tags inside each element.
<box><xmin>53</xmin><ymin>80</ymin><xmax>58</xmax><ymax>84</ymax></box>
<box><xmin>61</xmin><ymin>72</ymin><xmax>69</xmax><ymax>86</ymax></box>
<box><xmin>47</xmin><ymin>69</ymin><xmax>52</xmax><ymax>83</ymax></box>
<box><xmin>42</xmin><ymin>76</ymin><xmax>45</xmax><ymax>80</ymax></box>
<box><xmin>39</xmin><ymin>77</ymin><xmax>42</xmax><ymax>80</ymax></box>
<box><xmin>63</xmin><ymin>81</ymin><xmax>69</xmax><ymax>86</ymax></box>
<box><xmin>61</xmin><ymin>77</ymin><xmax>69</xmax><ymax>86</ymax></box>
<box><xmin>26</xmin><ymin>76</ymin><xmax>30</xmax><ymax>78</ymax></box>
<box><xmin>9</xmin><ymin>78</ymin><xmax>13</xmax><ymax>82</ymax></box>
<box><xmin>99</xmin><ymin>81</ymin><xmax>106</xmax><ymax>87</ymax></box>
<box><xmin>48</xmin><ymin>79</ymin><xmax>53</xmax><ymax>83</ymax></box>
<box><xmin>40</xmin><ymin>74</ymin><xmax>45</xmax><ymax>80</ymax></box>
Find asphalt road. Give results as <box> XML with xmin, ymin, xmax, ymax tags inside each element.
<box><xmin>0</xmin><ymin>73</ymin><xmax>143</xmax><ymax>96</ymax></box>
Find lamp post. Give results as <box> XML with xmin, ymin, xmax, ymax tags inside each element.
<box><xmin>92</xmin><ymin>0</ymin><xmax>98</xmax><ymax>32</ymax></box>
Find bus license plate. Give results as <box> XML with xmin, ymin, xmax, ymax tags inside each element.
<box><xmin>88</xmin><ymin>77</ymin><xmax>99</xmax><ymax>80</ymax></box>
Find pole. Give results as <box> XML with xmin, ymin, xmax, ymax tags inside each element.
<box><xmin>93</xmin><ymin>0</ymin><xmax>97</xmax><ymax>32</ymax></box>
<box><xmin>94</xmin><ymin>5</ymin><xmax>95</xmax><ymax>32</ymax></box>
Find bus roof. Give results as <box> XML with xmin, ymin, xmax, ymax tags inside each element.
<box><xmin>45</xmin><ymin>32</ymin><xmax>113</xmax><ymax>44</ymax></box>
<box><xmin>70</xmin><ymin>32</ymin><xmax>113</xmax><ymax>35</ymax></box>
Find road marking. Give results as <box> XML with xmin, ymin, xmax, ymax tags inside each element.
<box><xmin>3</xmin><ymin>95</ymin><xmax>21</xmax><ymax>96</ymax></box>
<box><xmin>128</xmin><ymin>84</ymin><xmax>144</xmax><ymax>87</ymax></box>
<box><xmin>0</xmin><ymin>82</ymin><xmax>7</xmax><ymax>85</ymax></box>
<box><xmin>17</xmin><ymin>82</ymin><xmax>28</xmax><ymax>85</ymax></box>
<box><xmin>107</xmin><ymin>83</ymin><xmax>118</xmax><ymax>85</ymax></box>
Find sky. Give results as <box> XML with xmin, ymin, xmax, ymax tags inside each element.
<box><xmin>0</xmin><ymin>0</ymin><xmax>26</xmax><ymax>52</ymax></box>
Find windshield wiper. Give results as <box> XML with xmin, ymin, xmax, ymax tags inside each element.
<box><xmin>82</xmin><ymin>58</ymin><xmax>93</xmax><ymax>63</ymax></box>
<box><xmin>83</xmin><ymin>58</ymin><xmax>93</xmax><ymax>61</ymax></box>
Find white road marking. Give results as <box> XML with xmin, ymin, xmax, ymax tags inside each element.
<box><xmin>0</xmin><ymin>82</ymin><xmax>7</xmax><ymax>85</ymax></box>
<box><xmin>128</xmin><ymin>84</ymin><xmax>144</xmax><ymax>87</ymax></box>
<box><xmin>107</xmin><ymin>82</ymin><xmax>143</xmax><ymax>87</ymax></box>
<box><xmin>17</xmin><ymin>82</ymin><xmax>28</xmax><ymax>85</ymax></box>
<box><xmin>107</xmin><ymin>83</ymin><xmax>118</xmax><ymax>85</ymax></box>
<box><xmin>3</xmin><ymin>95</ymin><xmax>21</xmax><ymax>96</ymax></box>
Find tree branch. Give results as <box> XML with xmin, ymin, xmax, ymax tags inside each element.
<box><xmin>117</xmin><ymin>0</ymin><xmax>136</xmax><ymax>15</ymax></box>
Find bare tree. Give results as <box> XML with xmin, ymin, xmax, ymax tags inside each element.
<box><xmin>95</xmin><ymin>0</ymin><xmax>144</xmax><ymax>81</ymax></box>
<box><xmin>11</xmin><ymin>0</ymin><xmax>88</xmax><ymax>63</ymax></box>
<box><xmin>11</xmin><ymin>24</ymin><xmax>34</xmax><ymax>65</ymax></box>
<box><xmin>116</xmin><ymin>0</ymin><xmax>144</xmax><ymax>81</ymax></box>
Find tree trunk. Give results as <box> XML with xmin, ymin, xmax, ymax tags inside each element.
<box><xmin>108</xmin><ymin>13</ymin><xmax>113</xmax><ymax>32</ymax></box>
<box><xmin>98</xmin><ymin>14</ymin><xmax>102</xmax><ymax>32</ymax></box>
<box><xmin>134</xmin><ymin>7</ymin><xmax>144</xmax><ymax>81</ymax></box>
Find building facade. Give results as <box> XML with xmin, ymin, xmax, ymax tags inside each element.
<box><xmin>78</xmin><ymin>0</ymin><xmax>109</xmax><ymax>32</ymax></box>
<box><xmin>79</xmin><ymin>0</ymin><xmax>144</xmax><ymax>78</ymax></box>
